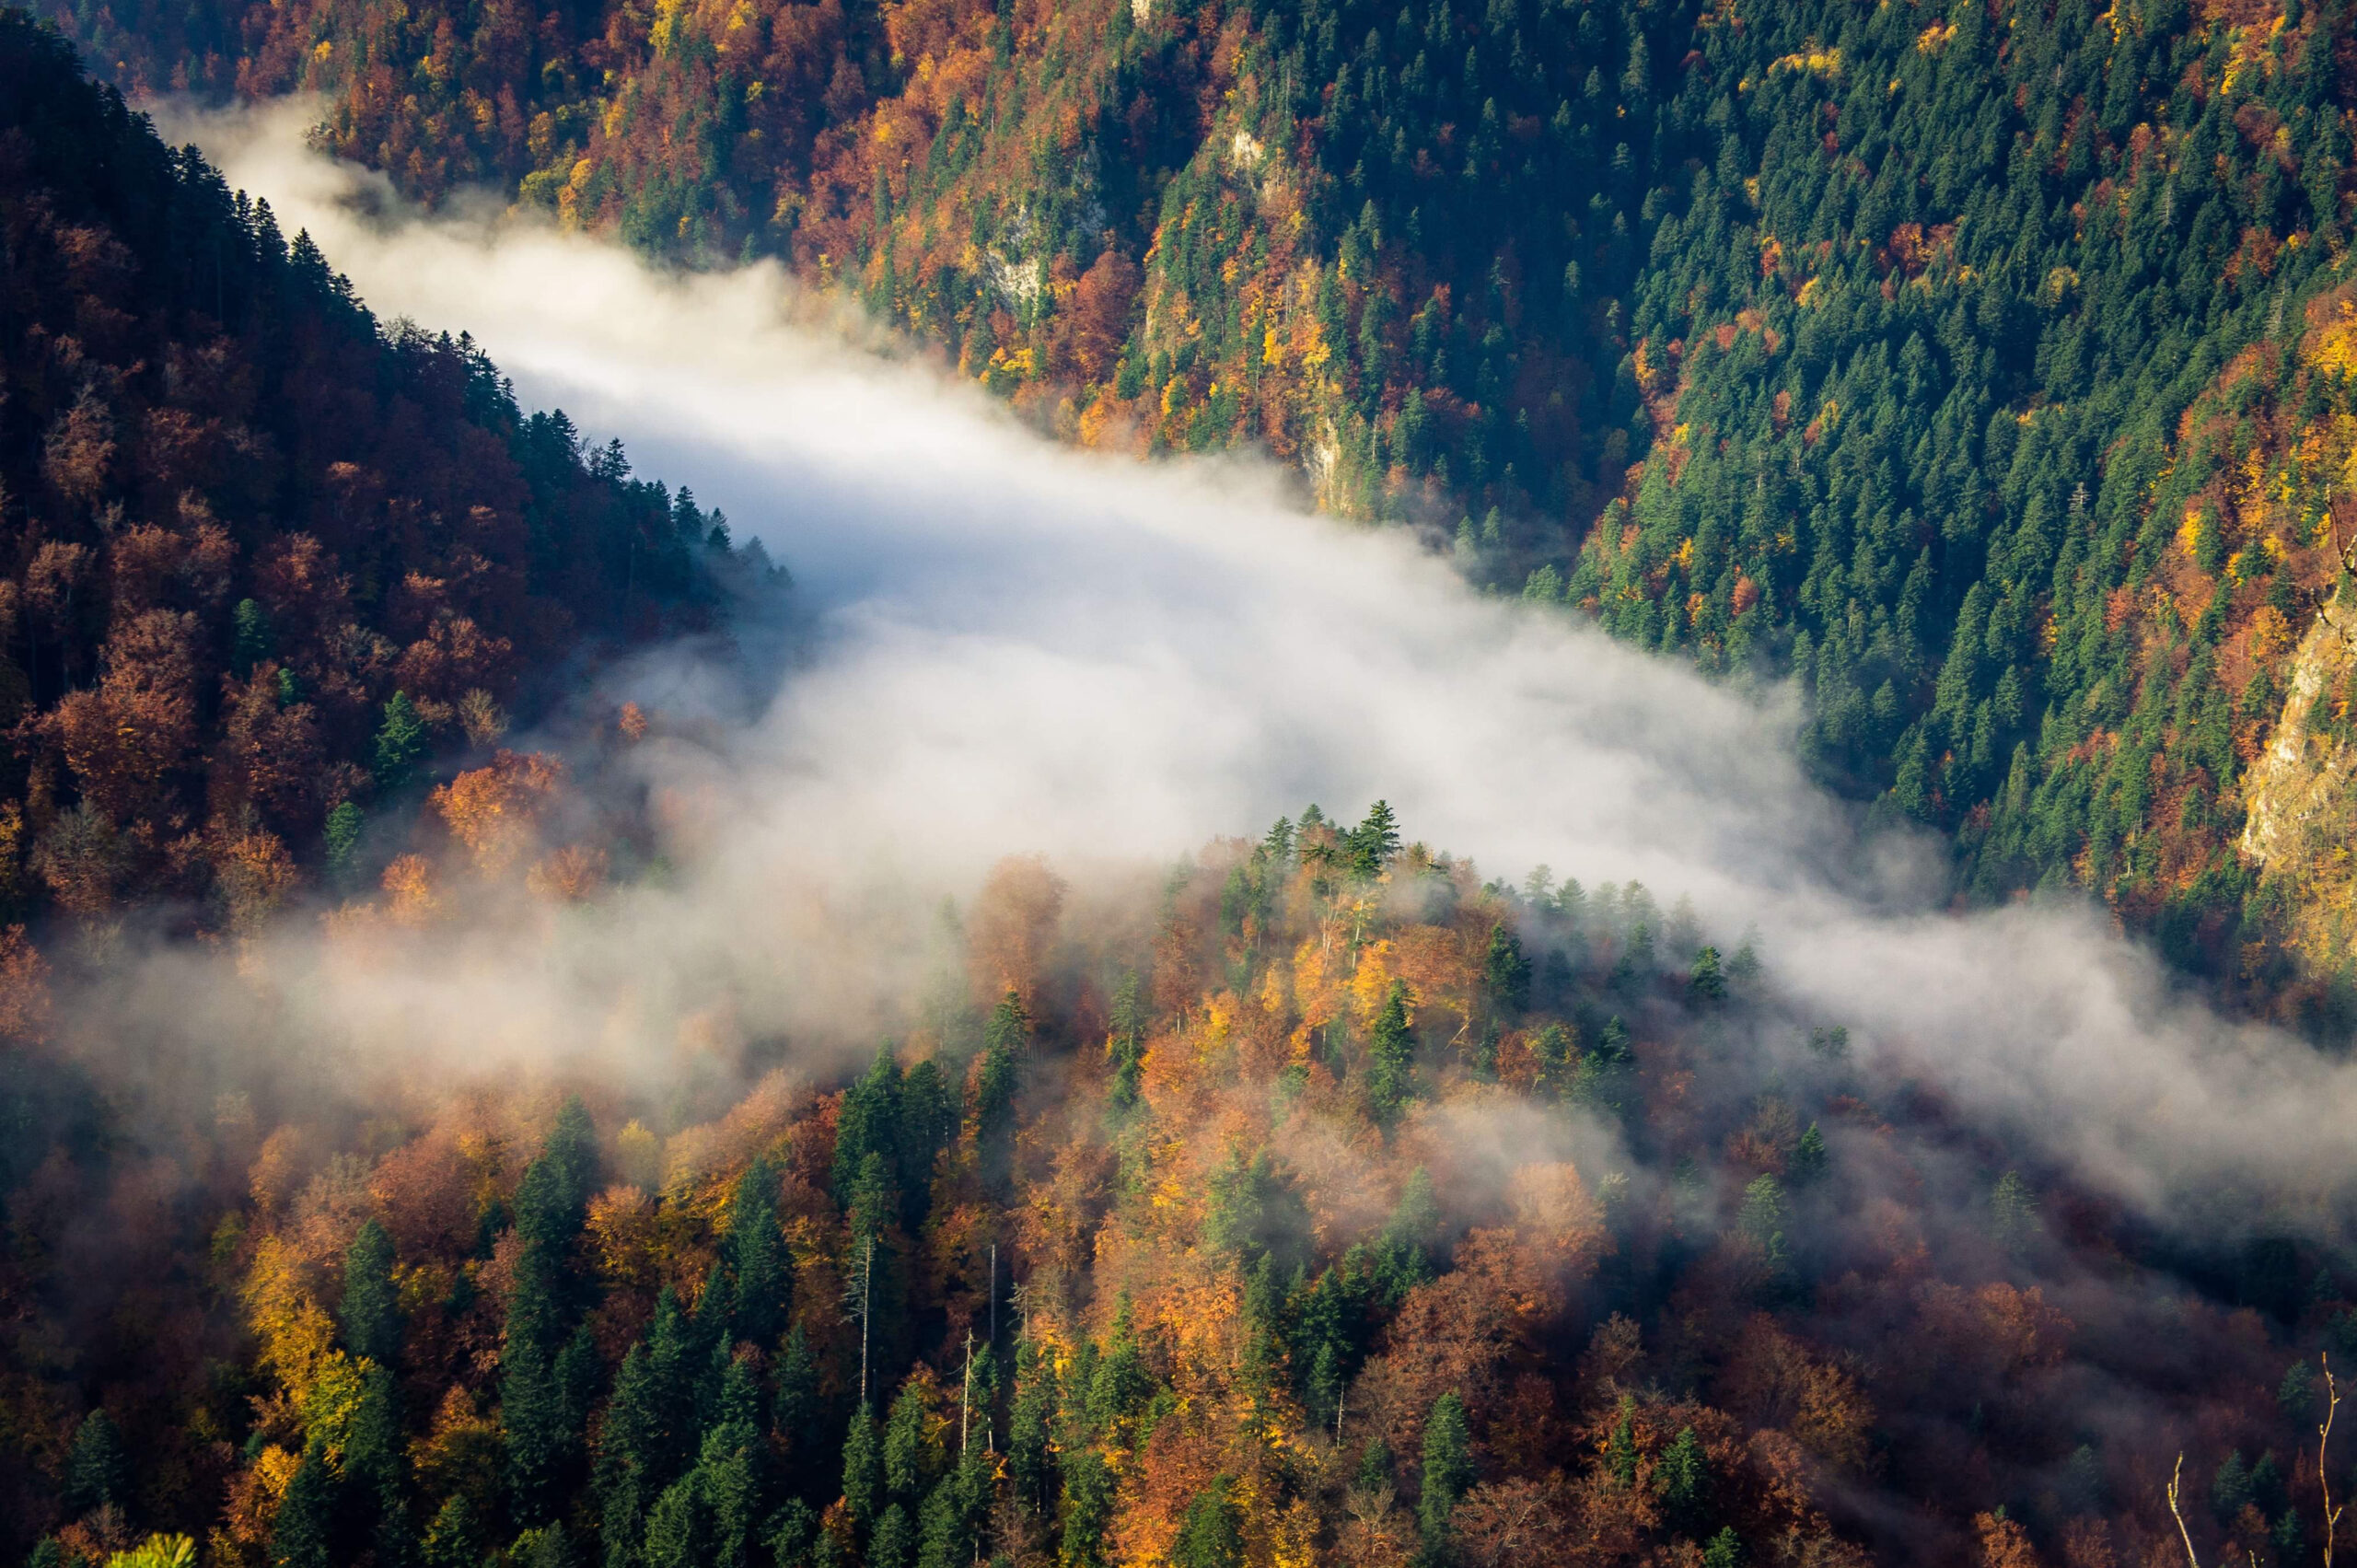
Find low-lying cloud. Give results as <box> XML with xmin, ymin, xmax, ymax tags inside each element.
<box><xmin>113</xmin><ymin>98</ymin><xmax>2357</xmax><ymax>1232</ymax></box>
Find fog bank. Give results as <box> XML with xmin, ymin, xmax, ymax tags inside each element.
<box><xmin>129</xmin><ymin>99</ymin><xmax>2357</xmax><ymax>1227</ymax></box>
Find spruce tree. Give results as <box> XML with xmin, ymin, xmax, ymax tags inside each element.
<box><xmin>869</xmin><ymin>1504</ymin><xmax>915</xmax><ymax>1568</ymax></box>
<box><xmin>270</xmin><ymin>1445</ymin><xmax>335</xmax><ymax>1568</ymax></box>
<box><xmin>641</xmin><ymin>1474</ymin><xmax>704</xmax><ymax>1568</ymax></box>
<box><xmin>374</xmin><ymin>691</ymin><xmax>429</xmax><ymax>791</ymax></box>
<box><xmin>1171</xmin><ymin>1479</ymin><xmax>1244</xmax><ymax>1568</ymax></box>
<box><xmin>63</xmin><ymin>1409</ymin><xmax>128</xmax><ymax>1518</ymax></box>
<box><xmin>342</xmin><ymin>1219</ymin><xmax>401</xmax><ymax>1365</ymax></box>
<box><xmin>841</xmin><ymin>1405</ymin><xmax>883</xmax><ymax>1532</ymax></box>
<box><xmin>1364</xmin><ymin>980</ymin><xmax>1418</xmax><ymax>1127</ymax></box>
<box><xmin>1418</xmin><ymin>1392</ymin><xmax>1473</xmax><ymax>1549</ymax></box>
<box><xmin>720</xmin><ymin>1158</ymin><xmax>787</xmax><ymax>1350</ymax></box>
<box><xmin>1658</xmin><ymin>1425</ymin><xmax>1710</xmax><ymax>1535</ymax></box>
<box><xmin>421</xmin><ymin>1494</ymin><xmax>482</xmax><ymax>1568</ymax></box>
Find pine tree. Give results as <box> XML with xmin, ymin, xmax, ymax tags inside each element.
<box><xmin>1689</xmin><ymin>946</ymin><xmax>1725</xmax><ymax>1003</ymax></box>
<box><xmin>772</xmin><ymin>1327</ymin><xmax>822</xmax><ymax>1477</ymax></box>
<box><xmin>977</xmin><ymin>992</ymin><xmax>1028</xmax><ymax>1192</ymax></box>
<box><xmin>1107</xmin><ymin>970</ymin><xmax>1146</xmax><ymax>1110</ymax></box>
<box><xmin>884</xmin><ymin>1379</ymin><xmax>941</xmax><ymax>1502</ymax></box>
<box><xmin>1789</xmin><ymin>1124</ymin><xmax>1828</xmax><ymax>1186</ymax></box>
<box><xmin>1702</xmin><ymin>1527</ymin><xmax>1743</xmax><ymax>1568</ymax></box>
<box><xmin>1347</xmin><ymin>800</ymin><xmax>1401</xmax><ymax>876</ymax></box>
<box><xmin>231</xmin><ymin>597</ymin><xmax>272</xmax><ymax>675</ymax></box>
<box><xmin>1606</xmin><ymin>1400</ymin><xmax>1639</xmax><ymax>1488</ymax></box>
<box><xmin>1057</xmin><ymin>1448</ymin><xmax>1115</xmax><ymax>1568</ymax></box>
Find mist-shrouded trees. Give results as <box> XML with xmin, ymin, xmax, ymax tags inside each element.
<box><xmin>12</xmin><ymin>796</ymin><xmax>2357</xmax><ymax>1568</ymax></box>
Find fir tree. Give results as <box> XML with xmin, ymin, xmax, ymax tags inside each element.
<box><xmin>341</xmin><ymin>1218</ymin><xmax>402</xmax><ymax>1366</ymax></box>
<box><xmin>1418</xmin><ymin>1392</ymin><xmax>1473</xmax><ymax>1548</ymax></box>
<box><xmin>1171</xmin><ymin>1479</ymin><xmax>1244</xmax><ymax>1568</ymax></box>
<box><xmin>63</xmin><ymin>1409</ymin><xmax>128</xmax><ymax>1518</ymax></box>
<box><xmin>1364</xmin><ymin>980</ymin><xmax>1418</xmax><ymax>1127</ymax></box>
<box><xmin>421</xmin><ymin>1494</ymin><xmax>482</xmax><ymax>1568</ymax></box>
<box><xmin>1658</xmin><ymin>1426</ymin><xmax>1710</xmax><ymax>1535</ymax></box>
<box><xmin>271</xmin><ymin>1445</ymin><xmax>335</xmax><ymax>1568</ymax></box>
<box><xmin>374</xmin><ymin>691</ymin><xmax>430</xmax><ymax>791</ymax></box>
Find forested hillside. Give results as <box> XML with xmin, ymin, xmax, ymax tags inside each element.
<box><xmin>37</xmin><ymin>0</ymin><xmax>2357</xmax><ymax>998</ymax></box>
<box><xmin>0</xmin><ymin>8</ymin><xmax>775</xmax><ymax>929</ymax></box>
<box><xmin>10</xmin><ymin>775</ymin><xmax>2357</xmax><ymax>1568</ymax></box>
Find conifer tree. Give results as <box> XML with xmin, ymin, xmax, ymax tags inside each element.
<box><xmin>1658</xmin><ymin>1425</ymin><xmax>1710</xmax><ymax>1535</ymax></box>
<box><xmin>271</xmin><ymin>1445</ymin><xmax>335</xmax><ymax>1568</ymax></box>
<box><xmin>341</xmin><ymin>1219</ymin><xmax>401</xmax><ymax>1367</ymax></box>
<box><xmin>1171</xmin><ymin>1479</ymin><xmax>1244</xmax><ymax>1568</ymax></box>
<box><xmin>869</xmin><ymin>1504</ymin><xmax>915</xmax><ymax>1568</ymax></box>
<box><xmin>374</xmin><ymin>691</ymin><xmax>430</xmax><ymax>791</ymax></box>
<box><xmin>421</xmin><ymin>1494</ymin><xmax>481</xmax><ymax>1568</ymax></box>
<box><xmin>719</xmin><ymin>1157</ymin><xmax>787</xmax><ymax>1350</ymax></box>
<box><xmin>63</xmin><ymin>1409</ymin><xmax>128</xmax><ymax>1519</ymax></box>
<box><xmin>1364</xmin><ymin>980</ymin><xmax>1418</xmax><ymax>1128</ymax></box>
<box><xmin>841</xmin><ymin>1405</ymin><xmax>883</xmax><ymax>1532</ymax></box>
<box><xmin>1418</xmin><ymin>1392</ymin><xmax>1473</xmax><ymax>1549</ymax></box>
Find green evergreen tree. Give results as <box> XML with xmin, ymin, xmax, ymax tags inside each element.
<box><xmin>271</xmin><ymin>1445</ymin><xmax>335</xmax><ymax>1568</ymax></box>
<box><xmin>1657</xmin><ymin>1425</ymin><xmax>1710</xmax><ymax>1535</ymax></box>
<box><xmin>374</xmin><ymin>691</ymin><xmax>430</xmax><ymax>791</ymax></box>
<box><xmin>1107</xmin><ymin>970</ymin><xmax>1146</xmax><ymax>1111</ymax></box>
<box><xmin>63</xmin><ymin>1409</ymin><xmax>128</xmax><ymax>1518</ymax></box>
<box><xmin>1170</xmin><ymin>1479</ymin><xmax>1244</xmax><ymax>1568</ymax></box>
<box><xmin>1789</xmin><ymin>1124</ymin><xmax>1828</xmax><ymax>1187</ymax></box>
<box><xmin>1058</xmin><ymin>1447</ymin><xmax>1115</xmax><ymax>1568</ymax></box>
<box><xmin>1347</xmin><ymin>800</ymin><xmax>1402</xmax><ymax>877</ymax></box>
<box><xmin>841</xmin><ymin>1404</ymin><xmax>883</xmax><ymax>1532</ymax></box>
<box><xmin>421</xmin><ymin>1494</ymin><xmax>482</xmax><ymax>1568</ymax></box>
<box><xmin>1364</xmin><ymin>980</ymin><xmax>1418</xmax><ymax>1128</ymax></box>
<box><xmin>883</xmin><ymin>1378</ymin><xmax>941</xmax><ymax>1502</ymax></box>
<box><xmin>1418</xmin><ymin>1392</ymin><xmax>1473</xmax><ymax>1549</ymax></box>
<box><xmin>323</xmin><ymin>800</ymin><xmax>365</xmax><ymax>885</ymax></box>
<box><xmin>1689</xmin><ymin>946</ymin><xmax>1725</xmax><ymax>1003</ymax></box>
<box><xmin>721</xmin><ymin>1157</ymin><xmax>788</xmax><ymax>1350</ymax></box>
<box><xmin>642</xmin><ymin>1473</ymin><xmax>705</xmax><ymax>1568</ymax></box>
<box><xmin>1606</xmin><ymin>1400</ymin><xmax>1639</xmax><ymax>1489</ymax></box>
<box><xmin>1702</xmin><ymin>1527</ymin><xmax>1743</xmax><ymax>1568</ymax></box>
<box><xmin>1483</xmin><ymin>923</ymin><xmax>1530</xmax><ymax>1014</ymax></box>
<box><xmin>341</xmin><ymin>1218</ymin><xmax>402</xmax><ymax>1366</ymax></box>
<box><xmin>869</xmin><ymin>1504</ymin><xmax>915</xmax><ymax>1568</ymax></box>
<box><xmin>231</xmin><ymin>597</ymin><xmax>272</xmax><ymax>676</ymax></box>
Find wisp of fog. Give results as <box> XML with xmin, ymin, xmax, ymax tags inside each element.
<box><xmin>129</xmin><ymin>99</ymin><xmax>2357</xmax><ymax>1228</ymax></box>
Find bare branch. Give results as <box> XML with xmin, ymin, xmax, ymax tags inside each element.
<box><xmin>2169</xmin><ymin>1451</ymin><xmax>2202</xmax><ymax>1568</ymax></box>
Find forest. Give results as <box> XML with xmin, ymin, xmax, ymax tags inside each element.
<box><xmin>7</xmin><ymin>4</ymin><xmax>2357</xmax><ymax>1568</ymax></box>
<box><xmin>28</xmin><ymin>0</ymin><xmax>2357</xmax><ymax>1002</ymax></box>
<box><xmin>10</xmin><ymin>749</ymin><xmax>2357</xmax><ymax>1568</ymax></box>
<box><xmin>0</xmin><ymin>5</ymin><xmax>778</xmax><ymax>931</ymax></box>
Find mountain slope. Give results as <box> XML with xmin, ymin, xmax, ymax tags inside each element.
<box><xmin>0</xmin><ymin>6</ymin><xmax>772</xmax><ymax>930</ymax></box>
<box><xmin>50</xmin><ymin>0</ymin><xmax>2357</xmax><ymax>1003</ymax></box>
<box><xmin>12</xmin><ymin>788</ymin><xmax>2357</xmax><ymax>1568</ymax></box>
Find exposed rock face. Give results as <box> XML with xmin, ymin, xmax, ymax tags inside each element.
<box><xmin>2243</xmin><ymin>593</ymin><xmax>2357</xmax><ymax>966</ymax></box>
